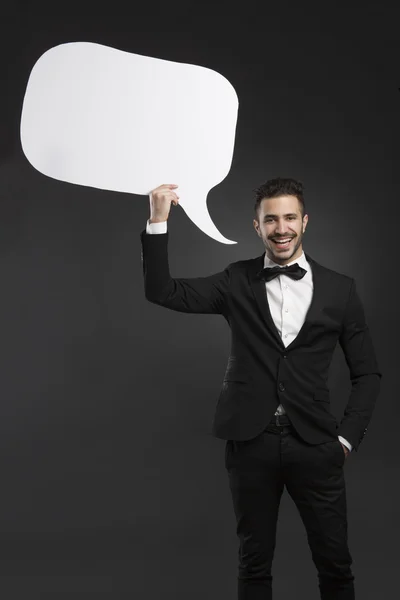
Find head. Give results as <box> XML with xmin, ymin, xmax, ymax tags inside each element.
<box><xmin>253</xmin><ymin>177</ymin><xmax>308</xmax><ymax>265</ymax></box>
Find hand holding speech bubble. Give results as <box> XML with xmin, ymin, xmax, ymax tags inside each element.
<box><xmin>20</xmin><ymin>42</ymin><xmax>239</xmax><ymax>244</ymax></box>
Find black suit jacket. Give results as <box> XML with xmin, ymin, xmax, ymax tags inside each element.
<box><xmin>140</xmin><ymin>230</ymin><xmax>382</xmax><ymax>452</ymax></box>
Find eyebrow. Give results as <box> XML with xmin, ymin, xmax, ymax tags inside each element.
<box><xmin>263</xmin><ymin>213</ymin><xmax>298</xmax><ymax>219</ymax></box>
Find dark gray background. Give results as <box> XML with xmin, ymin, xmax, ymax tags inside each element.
<box><xmin>0</xmin><ymin>3</ymin><xmax>398</xmax><ymax>598</ymax></box>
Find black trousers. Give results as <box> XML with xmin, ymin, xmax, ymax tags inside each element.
<box><xmin>225</xmin><ymin>416</ymin><xmax>355</xmax><ymax>600</ymax></box>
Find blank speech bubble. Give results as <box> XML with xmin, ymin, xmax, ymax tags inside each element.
<box><xmin>20</xmin><ymin>42</ymin><xmax>239</xmax><ymax>244</ymax></box>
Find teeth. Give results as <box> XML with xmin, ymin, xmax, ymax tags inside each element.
<box><xmin>275</xmin><ymin>238</ymin><xmax>291</xmax><ymax>243</ymax></box>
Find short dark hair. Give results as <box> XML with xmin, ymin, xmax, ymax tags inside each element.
<box><xmin>254</xmin><ymin>177</ymin><xmax>306</xmax><ymax>220</ymax></box>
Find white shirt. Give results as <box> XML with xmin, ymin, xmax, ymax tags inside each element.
<box><xmin>145</xmin><ymin>219</ymin><xmax>352</xmax><ymax>451</ymax></box>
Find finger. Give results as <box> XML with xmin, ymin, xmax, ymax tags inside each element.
<box><xmin>148</xmin><ymin>184</ymin><xmax>178</xmax><ymax>196</ymax></box>
<box><xmin>151</xmin><ymin>190</ymin><xmax>179</xmax><ymax>202</ymax></box>
<box><xmin>165</xmin><ymin>191</ymin><xmax>179</xmax><ymax>201</ymax></box>
<box><xmin>157</xmin><ymin>191</ymin><xmax>178</xmax><ymax>201</ymax></box>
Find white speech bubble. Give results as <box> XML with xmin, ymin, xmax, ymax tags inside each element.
<box><xmin>20</xmin><ymin>42</ymin><xmax>239</xmax><ymax>244</ymax></box>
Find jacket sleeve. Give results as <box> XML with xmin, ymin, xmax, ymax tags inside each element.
<box><xmin>140</xmin><ymin>230</ymin><xmax>230</xmax><ymax>315</ymax></box>
<box><xmin>337</xmin><ymin>278</ymin><xmax>382</xmax><ymax>451</ymax></box>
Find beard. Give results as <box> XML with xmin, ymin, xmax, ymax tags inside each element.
<box><xmin>265</xmin><ymin>231</ymin><xmax>304</xmax><ymax>263</ymax></box>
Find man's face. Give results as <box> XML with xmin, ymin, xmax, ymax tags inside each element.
<box><xmin>253</xmin><ymin>195</ymin><xmax>308</xmax><ymax>265</ymax></box>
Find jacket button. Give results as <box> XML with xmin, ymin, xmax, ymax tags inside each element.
<box><xmin>283</xmin><ymin>355</ymin><xmax>287</xmax><ymax>359</ymax></box>
<box><xmin>278</xmin><ymin>382</ymin><xmax>285</xmax><ymax>392</ymax></box>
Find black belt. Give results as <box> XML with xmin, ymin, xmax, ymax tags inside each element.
<box><xmin>269</xmin><ymin>414</ymin><xmax>292</xmax><ymax>427</ymax></box>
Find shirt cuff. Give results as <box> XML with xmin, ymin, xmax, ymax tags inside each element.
<box><xmin>338</xmin><ymin>436</ymin><xmax>352</xmax><ymax>452</ymax></box>
<box><xmin>146</xmin><ymin>219</ymin><xmax>168</xmax><ymax>234</ymax></box>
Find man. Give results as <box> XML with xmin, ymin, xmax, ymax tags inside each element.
<box><xmin>140</xmin><ymin>178</ymin><xmax>382</xmax><ymax>600</ymax></box>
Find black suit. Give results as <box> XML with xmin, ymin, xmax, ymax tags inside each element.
<box><xmin>140</xmin><ymin>229</ymin><xmax>382</xmax><ymax>599</ymax></box>
<box><xmin>140</xmin><ymin>230</ymin><xmax>381</xmax><ymax>450</ymax></box>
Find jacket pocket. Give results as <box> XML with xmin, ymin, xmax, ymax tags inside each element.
<box><xmin>223</xmin><ymin>372</ymin><xmax>249</xmax><ymax>383</ymax></box>
<box><xmin>313</xmin><ymin>388</ymin><xmax>330</xmax><ymax>403</ymax></box>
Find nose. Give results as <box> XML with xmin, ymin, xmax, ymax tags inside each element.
<box><xmin>275</xmin><ymin>219</ymin><xmax>288</xmax><ymax>235</ymax></box>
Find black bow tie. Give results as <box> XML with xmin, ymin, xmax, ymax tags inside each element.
<box><xmin>258</xmin><ymin>263</ymin><xmax>307</xmax><ymax>282</ymax></box>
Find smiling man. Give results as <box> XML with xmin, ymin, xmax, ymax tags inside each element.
<box><xmin>140</xmin><ymin>177</ymin><xmax>382</xmax><ymax>600</ymax></box>
<box><xmin>254</xmin><ymin>188</ymin><xmax>307</xmax><ymax>261</ymax></box>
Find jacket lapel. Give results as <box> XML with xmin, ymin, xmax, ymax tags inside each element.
<box><xmin>248</xmin><ymin>251</ymin><xmax>326</xmax><ymax>351</ymax></box>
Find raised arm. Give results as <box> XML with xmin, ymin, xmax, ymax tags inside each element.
<box><xmin>140</xmin><ymin>184</ymin><xmax>230</xmax><ymax>315</ymax></box>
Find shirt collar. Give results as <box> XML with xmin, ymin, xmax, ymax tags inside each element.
<box><xmin>263</xmin><ymin>250</ymin><xmax>308</xmax><ymax>270</ymax></box>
